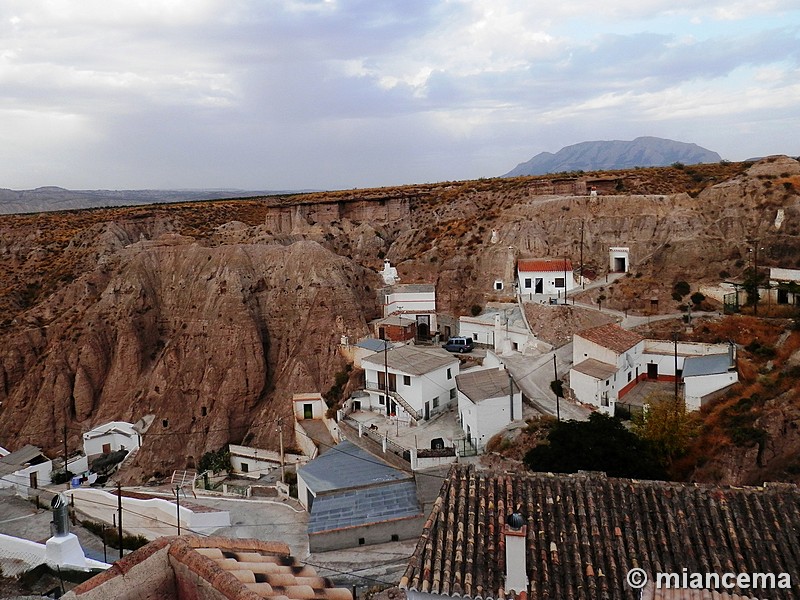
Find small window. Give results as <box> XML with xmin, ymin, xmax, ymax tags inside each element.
<box><xmin>554</xmin><ymin>277</ymin><xmax>565</xmax><ymax>288</ymax></box>
<box><xmin>494</xmin><ymin>280</ymin><xmax>504</xmax><ymax>291</ymax></box>
<box><xmin>473</xmin><ymin>333</ymin><xmax>478</xmax><ymax>341</ymax></box>
<box><xmin>447</xmin><ymin>368</ymin><xmax>452</xmax><ymax>380</ymax></box>
<box><xmin>524</xmin><ymin>278</ymin><xmax>532</xmax><ymax>288</ymax></box>
<box><xmin>241</xmin><ymin>462</ymin><xmax>249</xmax><ymax>473</ymax></box>
<box><xmin>162</xmin><ymin>419</ymin><xmax>169</xmax><ymax>428</ymax></box>
<box><xmin>513</xmin><ymin>342</ymin><xmax>519</xmax><ymax>351</ymax></box>
<box><xmin>379</xmin><ymin>395</ymin><xmax>385</xmax><ymax>405</ymax></box>
<box><xmin>403</xmin><ymin>375</ymin><xmax>411</xmax><ymax>386</ymax></box>
<box><xmin>433</xmin><ymin>397</ymin><xmax>439</xmax><ymax>408</ymax></box>
<box><xmin>605</xmin><ymin>380</ymin><xmax>609</xmax><ymax>386</ymax></box>
<box><xmin>359</xmin><ymin>538</ymin><xmax>365</xmax><ymax>545</ymax></box>
<box><xmin>391</xmin><ymin>534</ymin><xmax>399</xmax><ymax>542</ymax></box>
<box><xmin>201</xmin><ymin>406</ymin><xmax>207</xmax><ymax>416</ymax></box>
<box><xmin>450</xmin><ymin>388</ymin><xmax>457</xmax><ymax>400</ymax></box>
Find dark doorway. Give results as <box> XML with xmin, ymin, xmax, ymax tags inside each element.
<box><xmin>29</xmin><ymin>472</ymin><xmax>37</xmax><ymax>489</ymax></box>
<box><xmin>614</xmin><ymin>257</ymin><xmax>626</xmax><ymax>272</ymax></box>
<box><xmin>416</xmin><ymin>315</ymin><xmax>430</xmax><ymax>340</ymax></box>
<box><xmin>102</xmin><ymin>443</ymin><xmax>111</xmax><ymax>454</ymax></box>
<box><xmin>647</xmin><ymin>363</ymin><xmax>658</xmax><ymax>380</ymax></box>
<box><xmin>535</xmin><ymin>278</ymin><xmax>544</xmax><ymax>293</ymax></box>
<box><xmin>303</xmin><ymin>403</ymin><xmax>314</xmax><ymax>419</ymax></box>
<box><xmin>388</xmin><ymin>373</ymin><xmax>397</xmax><ymax>392</ymax></box>
<box><xmin>424</xmin><ymin>401</ymin><xmax>430</xmax><ymax>421</ymax></box>
<box><xmin>777</xmin><ymin>289</ymin><xmax>789</xmax><ymax>304</ymax></box>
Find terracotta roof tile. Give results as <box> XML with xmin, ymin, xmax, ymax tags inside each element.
<box><xmin>400</xmin><ymin>465</ymin><xmax>800</xmax><ymax>600</ymax></box>
<box><xmin>576</xmin><ymin>323</ymin><xmax>644</xmax><ymax>354</ymax></box>
<box><xmin>518</xmin><ymin>259</ymin><xmax>573</xmax><ymax>273</ymax></box>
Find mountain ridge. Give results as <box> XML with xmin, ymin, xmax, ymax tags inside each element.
<box><xmin>504</xmin><ymin>136</ymin><xmax>722</xmax><ymax>177</ymax></box>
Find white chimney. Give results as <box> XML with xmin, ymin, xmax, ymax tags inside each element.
<box><xmin>505</xmin><ymin>512</ymin><xmax>528</xmax><ymax>595</ymax></box>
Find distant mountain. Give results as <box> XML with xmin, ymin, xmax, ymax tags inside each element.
<box><xmin>503</xmin><ymin>136</ymin><xmax>722</xmax><ymax>177</ymax></box>
<box><xmin>0</xmin><ymin>187</ymin><xmax>309</xmax><ymax>214</ymax></box>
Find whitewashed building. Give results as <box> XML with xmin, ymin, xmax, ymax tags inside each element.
<box><xmin>380</xmin><ymin>284</ymin><xmax>437</xmax><ymax>338</ymax></box>
<box><xmin>518</xmin><ymin>259</ymin><xmax>576</xmax><ymax>296</ymax></box>
<box><xmin>458</xmin><ymin>306</ymin><xmax>539</xmax><ymax>355</ymax></box>
<box><xmin>770</xmin><ymin>267</ymin><xmax>800</xmax><ymax>306</ymax></box>
<box><xmin>228</xmin><ymin>444</ymin><xmax>307</xmax><ymax>479</ymax></box>
<box><xmin>609</xmin><ymin>247</ymin><xmax>630</xmax><ymax>273</ymax></box>
<box><xmin>570</xmin><ymin>324</ymin><xmax>646</xmax><ymax>414</ymax></box>
<box><xmin>0</xmin><ymin>445</ymin><xmax>53</xmax><ymax>492</ymax></box>
<box><xmin>361</xmin><ymin>345</ymin><xmax>459</xmax><ymax>422</ymax></box>
<box><xmin>456</xmin><ymin>368</ymin><xmax>522</xmax><ymax>452</ymax></box>
<box><xmin>683</xmin><ymin>351</ymin><xmax>738</xmax><ymax>411</ymax></box>
<box><xmin>82</xmin><ymin>421</ymin><xmax>141</xmax><ymax>460</ymax></box>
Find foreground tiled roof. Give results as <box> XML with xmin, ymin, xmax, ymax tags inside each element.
<box><xmin>576</xmin><ymin>322</ymin><xmax>644</xmax><ymax>354</ymax></box>
<box><xmin>67</xmin><ymin>536</ymin><xmax>353</xmax><ymax>600</ymax></box>
<box><xmin>518</xmin><ymin>259</ymin><xmax>573</xmax><ymax>273</ymax></box>
<box><xmin>400</xmin><ymin>465</ymin><xmax>800</xmax><ymax>600</ymax></box>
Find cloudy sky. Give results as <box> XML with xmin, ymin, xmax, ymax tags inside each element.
<box><xmin>1</xmin><ymin>1</ymin><xmax>798</xmax><ymax>191</ymax></box>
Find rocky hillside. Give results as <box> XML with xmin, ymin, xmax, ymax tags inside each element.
<box><xmin>504</xmin><ymin>136</ymin><xmax>722</xmax><ymax>177</ymax></box>
<box><xmin>0</xmin><ymin>156</ymin><xmax>798</xmax><ymax>480</ymax></box>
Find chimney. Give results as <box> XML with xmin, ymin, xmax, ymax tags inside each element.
<box><xmin>505</xmin><ymin>512</ymin><xmax>528</xmax><ymax>596</ymax></box>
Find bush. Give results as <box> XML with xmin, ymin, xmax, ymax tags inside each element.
<box><xmin>51</xmin><ymin>470</ymin><xmax>74</xmax><ymax>485</ymax></box>
<box><xmin>82</xmin><ymin>519</ymin><xmax>150</xmax><ymax>551</ymax></box>
<box><xmin>690</xmin><ymin>292</ymin><xmax>705</xmax><ymax>305</ymax></box>
<box><xmin>198</xmin><ymin>445</ymin><xmax>231</xmax><ymax>474</ymax></box>
<box><xmin>470</xmin><ymin>304</ymin><xmax>482</xmax><ymax>316</ymax></box>
<box><xmin>673</xmin><ymin>281</ymin><xmax>691</xmax><ymax>299</ymax></box>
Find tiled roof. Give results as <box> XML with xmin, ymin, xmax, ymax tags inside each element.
<box><xmin>518</xmin><ymin>259</ymin><xmax>573</xmax><ymax>273</ymax></box>
<box><xmin>68</xmin><ymin>536</ymin><xmax>353</xmax><ymax>600</ymax></box>
<box><xmin>400</xmin><ymin>465</ymin><xmax>800</xmax><ymax>600</ymax></box>
<box><xmin>571</xmin><ymin>358</ymin><xmax>618</xmax><ymax>380</ymax></box>
<box><xmin>362</xmin><ymin>345</ymin><xmax>458</xmax><ymax>375</ymax></box>
<box><xmin>456</xmin><ymin>368</ymin><xmax>514</xmax><ymax>404</ymax></box>
<box><xmin>576</xmin><ymin>323</ymin><xmax>644</xmax><ymax>354</ymax></box>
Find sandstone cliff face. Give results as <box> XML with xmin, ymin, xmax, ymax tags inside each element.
<box><xmin>0</xmin><ymin>157</ymin><xmax>798</xmax><ymax>480</ymax></box>
<box><xmin>0</xmin><ymin>231</ymin><xmax>375</xmax><ymax>478</ymax></box>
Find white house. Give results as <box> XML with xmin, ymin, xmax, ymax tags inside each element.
<box><xmin>518</xmin><ymin>258</ymin><xmax>576</xmax><ymax>296</ymax></box>
<box><xmin>82</xmin><ymin>421</ymin><xmax>141</xmax><ymax>460</ymax></box>
<box><xmin>0</xmin><ymin>445</ymin><xmax>53</xmax><ymax>492</ymax></box>
<box><xmin>769</xmin><ymin>267</ymin><xmax>800</xmax><ymax>306</ymax></box>
<box><xmin>570</xmin><ymin>324</ymin><xmax>739</xmax><ymax>413</ymax></box>
<box><xmin>380</xmin><ymin>284</ymin><xmax>437</xmax><ymax>337</ymax></box>
<box><xmin>683</xmin><ymin>352</ymin><xmax>738</xmax><ymax>411</ymax></box>
<box><xmin>228</xmin><ymin>444</ymin><xmax>307</xmax><ymax>479</ymax></box>
<box><xmin>456</xmin><ymin>367</ymin><xmax>522</xmax><ymax>452</ymax></box>
<box><xmin>570</xmin><ymin>323</ymin><xmax>645</xmax><ymax>414</ymax></box>
<box><xmin>361</xmin><ymin>345</ymin><xmax>459</xmax><ymax>422</ymax></box>
<box><xmin>458</xmin><ymin>305</ymin><xmax>539</xmax><ymax>355</ymax></box>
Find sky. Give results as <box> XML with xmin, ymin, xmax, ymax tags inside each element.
<box><xmin>0</xmin><ymin>0</ymin><xmax>798</xmax><ymax>191</ymax></box>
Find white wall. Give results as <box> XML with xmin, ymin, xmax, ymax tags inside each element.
<box><xmin>518</xmin><ymin>268</ymin><xmax>576</xmax><ymax>295</ymax></box>
<box><xmin>383</xmin><ymin>290</ymin><xmax>436</xmax><ymax>316</ymax></box>
<box><xmin>364</xmin><ymin>361</ymin><xmax>459</xmax><ymax>420</ymax></box>
<box><xmin>569</xmin><ymin>369</ymin><xmax>614</xmax><ymax>415</ymax></box>
<box><xmin>83</xmin><ymin>422</ymin><xmax>140</xmax><ymax>457</ymax></box>
<box><xmin>458</xmin><ymin>390</ymin><xmax>522</xmax><ymax>451</ymax></box>
<box><xmin>293</xmin><ymin>395</ymin><xmax>326</xmax><ymax>420</ymax></box>
<box><xmin>229</xmin><ymin>444</ymin><xmax>307</xmax><ymax>479</ymax></box>
<box><xmin>458</xmin><ymin>315</ymin><xmax>536</xmax><ymax>354</ymax></box>
<box><xmin>684</xmin><ymin>372</ymin><xmax>739</xmax><ymax>411</ymax></box>
<box><xmin>0</xmin><ymin>460</ymin><xmax>53</xmax><ymax>494</ymax></box>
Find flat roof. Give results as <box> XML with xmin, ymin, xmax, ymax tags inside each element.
<box><xmin>361</xmin><ymin>344</ymin><xmax>458</xmax><ymax>375</ymax></box>
<box><xmin>576</xmin><ymin>323</ymin><xmax>644</xmax><ymax>354</ymax></box>
<box><xmin>298</xmin><ymin>440</ymin><xmax>411</xmax><ymax>494</ymax></box>
<box><xmin>456</xmin><ymin>368</ymin><xmax>514</xmax><ymax>403</ymax></box>
<box><xmin>683</xmin><ymin>354</ymin><xmax>733</xmax><ymax>378</ymax></box>
<box><xmin>382</xmin><ymin>283</ymin><xmax>435</xmax><ymax>294</ymax></box>
<box><xmin>572</xmin><ymin>358</ymin><xmax>618</xmax><ymax>380</ymax></box>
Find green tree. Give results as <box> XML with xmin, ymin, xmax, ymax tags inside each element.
<box><xmin>632</xmin><ymin>392</ymin><xmax>697</xmax><ymax>467</ymax></box>
<box><xmin>198</xmin><ymin>445</ymin><xmax>231</xmax><ymax>474</ymax></box>
<box><xmin>523</xmin><ymin>413</ymin><xmax>665</xmax><ymax>479</ymax></box>
<box><xmin>690</xmin><ymin>292</ymin><xmax>705</xmax><ymax>306</ymax></box>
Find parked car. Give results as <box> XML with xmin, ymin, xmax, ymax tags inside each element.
<box><xmin>442</xmin><ymin>336</ymin><xmax>474</xmax><ymax>353</ymax></box>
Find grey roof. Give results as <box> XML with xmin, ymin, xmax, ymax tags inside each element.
<box><xmin>0</xmin><ymin>444</ymin><xmax>46</xmax><ymax>466</ymax></box>
<box><xmin>355</xmin><ymin>338</ymin><xmax>393</xmax><ymax>352</ymax></box>
<box><xmin>362</xmin><ymin>344</ymin><xmax>458</xmax><ymax>375</ymax></box>
<box><xmin>298</xmin><ymin>440</ymin><xmax>412</xmax><ymax>494</ymax></box>
<box><xmin>683</xmin><ymin>353</ymin><xmax>733</xmax><ymax>378</ymax></box>
<box><xmin>456</xmin><ymin>368</ymin><xmax>514</xmax><ymax>404</ymax></box>
<box><xmin>372</xmin><ymin>315</ymin><xmax>417</xmax><ymax>327</ymax></box>
<box><xmin>572</xmin><ymin>358</ymin><xmax>618</xmax><ymax>380</ymax></box>
<box><xmin>382</xmin><ymin>284</ymin><xmax>435</xmax><ymax>294</ymax></box>
<box><xmin>308</xmin><ymin>480</ymin><xmax>421</xmax><ymax>534</ymax></box>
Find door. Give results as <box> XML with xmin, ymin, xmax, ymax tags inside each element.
<box><xmin>29</xmin><ymin>472</ymin><xmax>38</xmax><ymax>489</ymax></box>
<box><xmin>388</xmin><ymin>373</ymin><xmax>397</xmax><ymax>392</ymax></box>
<box><xmin>615</xmin><ymin>257</ymin><xmax>626</xmax><ymax>272</ymax></box>
<box><xmin>303</xmin><ymin>403</ymin><xmax>313</xmax><ymax>419</ymax></box>
<box><xmin>416</xmin><ymin>315</ymin><xmax>430</xmax><ymax>340</ymax></box>
<box><xmin>102</xmin><ymin>443</ymin><xmax>111</xmax><ymax>454</ymax></box>
<box><xmin>535</xmin><ymin>278</ymin><xmax>543</xmax><ymax>293</ymax></box>
<box><xmin>424</xmin><ymin>401</ymin><xmax>430</xmax><ymax>421</ymax></box>
<box><xmin>647</xmin><ymin>363</ymin><xmax>658</xmax><ymax>380</ymax></box>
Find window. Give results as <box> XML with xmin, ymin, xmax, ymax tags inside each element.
<box><xmin>554</xmin><ymin>277</ymin><xmax>565</xmax><ymax>288</ymax></box>
<box><xmin>403</xmin><ymin>375</ymin><xmax>411</xmax><ymax>386</ymax></box>
<box><xmin>379</xmin><ymin>395</ymin><xmax>385</xmax><ymax>405</ymax></box>
<box><xmin>450</xmin><ymin>388</ymin><xmax>457</xmax><ymax>401</ymax></box>
<box><xmin>391</xmin><ymin>534</ymin><xmax>399</xmax><ymax>542</ymax></box>
<box><xmin>513</xmin><ymin>342</ymin><xmax>519</xmax><ymax>351</ymax></box>
<box><xmin>201</xmin><ymin>406</ymin><xmax>207</xmax><ymax>416</ymax></box>
<box><xmin>627</xmin><ymin>372</ymin><xmax>632</xmax><ymax>382</ymax></box>
<box><xmin>378</xmin><ymin>371</ymin><xmax>386</xmax><ymax>391</ymax></box>
<box><xmin>494</xmin><ymin>280</ymin><xmax>504</xmax><ymax>291</ymax></box>
<box><xmin>241</xmin><ymin>462</ymin><xmax>249</xmax><ymax>473</ymax></box>
<box><xmin>433</xmin><ymin>397</ymin><xmax>439</xmax><ymax>408</ymax></box>
<box><xmin>447</xmin><ymin>368</ymin><xmax>452</xmax><ymax>380</ymax></box>
<box><xmin>524</xmin><ymin>278</ymin><xmax>532</xmax><ymax>288</ymax></box>
<box><xmin>605</xmin><ymin>380</ymin><xmax>609</xmax><ymax>386</ymax></box>
<box><xmin>162</xmin><ymin>419</ymin><xmax>169</xmax><ymax>428</ymax></box>
<box><xmin>359</xmin><ymin>538</ymin><xmax>365</xmax><ymax>545</ymax></box>
<box><xmin>473</xmin><ymin>333</ymin><xmax>478</xmax><ymax>341</ymax></box>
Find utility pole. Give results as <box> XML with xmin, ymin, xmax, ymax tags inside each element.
<box><xmin>63</xmin><ymin>423</ymin><xmax>69</xmax><ymax>490</ymax></box>
<box><xmin>175</xmin><ymin>486</ymin><xmax>181</xmax><ymax>535</ymax></box>
<box><xmin>277</xmin><ymin>418</ymin><xmax>285</xmax><ymax>484</ymax></box>
<box><xmin>116</xmin><ymin>482</ymin><xmax>123</xmax><ymax>560</ymax></box>
<box><xmin>508</xmin><ymin>371</ymin><xmax>514</xmax><ymax>421</ymax></box>
<box><xmin>579</xmin><ymin>221</ymin><xmax>584</xmax><ymax>288</ymax></box>
<box><xmin>563</xmin><ymin>257</ymin><xmax>568</xmax><ymax>305</ymax></box>
<box><xmin>672</xmin><ymin>332</ymin><xmax>679</xmax><ymax>407</ymax></box>
<box><xmin>552</xmin><ymin>355</ymin><xmax>561</xmax><ymax>422</ymax></box>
